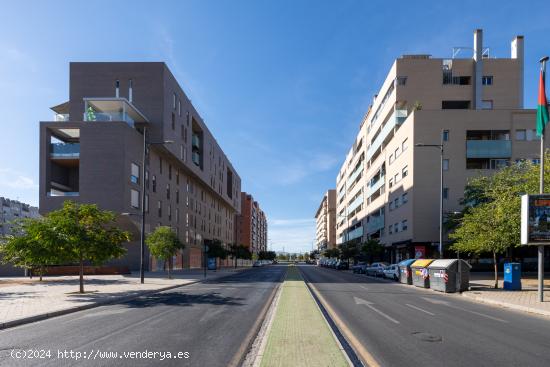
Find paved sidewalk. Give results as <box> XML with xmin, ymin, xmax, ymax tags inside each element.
<box><xmin>0</xmin><ymin>267</ymin><xmax>249</xmax><ymax>328</ymax></box>
<box><xmin>259</xmin><ymin>265</ymin><xmax>349</xmax><ymax>367</ymax></box>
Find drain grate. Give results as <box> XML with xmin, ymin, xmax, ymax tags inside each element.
<box><xmin>411</xmin><ymin>332</ymin><xmax>443</xmax><ymax>342</ymax></box>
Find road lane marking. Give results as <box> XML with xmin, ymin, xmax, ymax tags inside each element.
<box><xmin>303</xmin><ymin>268</ymin><xmax>380</xmax><ymax>367</ymax></box>
<box><xmin>359</xmin><ymin>285</ymin><xmax>369</xmax><ymax>291</ymax></box>
<box><xmin>405</xmin><ymin>303</ymin><xmax>435</xmax><ymax>316</ymax></box>
<box><xmin>422</xmin><ymin>297</ymin><xmax>508</xmax><ymax>323</ymax></box>
<box><xmin>354</xmin><ymin>297</ymin><xmax>400</xmax><ymax>324</ymax></box>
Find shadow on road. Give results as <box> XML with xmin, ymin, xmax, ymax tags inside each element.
<box><xmin>121</xmin><ymin>291</ymin><xmax>245</xmax><ymax>308</ymax></box>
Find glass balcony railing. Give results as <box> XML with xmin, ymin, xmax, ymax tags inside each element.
<box><xmin>54</xmin><ymin>113</ymin><xmax>69</xmax><ymax>122</ymax></box>
<box><xmin>48</xmin><ymin>189</ymin><xmax>79</xmax><ymax>197</ymax></box>
<box><xmin>367</xmin><ymin>175</ymin><xmax>385</xmax><ymax>197</ymax></box>
<box><xmin>466</xmin><ymin>140</ymin><xmax>512</xmax><ymax>158</ymax></box>
<box><xmin>84</xmin><ymin>111</ymin><xmax>135</xmax><ymax>125</ymax></box>
<box><xmin>50</xmin><ymin>142</ymin><xmax>80</xmax><ymax>157</ymax></box>
<box><xmin>347</xmin><ymin>226</ymin><xmax>364</xmax><ymax>241</ymax></box>
<box><xmin>367</xmin><ymin>109</ymin><xmax>408</xmax><ymax>161</ymax></box>
<box><xmin>366</xmin><ymin>215</ymin><xmax>384</xmax><ymax>234</ymax></box>
<box><xmin>347</xmin><ymin>161</ymin><xmax>364</xmax><ymax>187</ymax></box>
<box><xmin>347</xmin><ymin>194</ymin><xmax>364</xmax><ymax>215</ymax></box>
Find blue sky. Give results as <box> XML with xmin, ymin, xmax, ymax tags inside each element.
<box><xmin>1</xmin><ymin>0</ymin><xmax>549</xmax><ymax>253</ymax></box>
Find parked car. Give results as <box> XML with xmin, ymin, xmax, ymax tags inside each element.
<box><xmin>366</xmin><ymin>262</ymin><xmax>389</xmax><ymax>276</ymax></box>
<box><xmin>253</xmin><ymin>261</ymin><xmax>262</xmax><ymax>267</ymax></box>
<box><xmin>352</xmin><ymin>262</ymin><xmax>368</xmax><ymax>274</ymax></box>
<box><xmin>336</xmin><ymin>261</ymin><xmax>349</xmax><ymax>270</ymax></box>
<box><xmin>328</xmin><ymin>259</ymin><xmax>338</xmax><ymax>269</ymax></box>
<box><xmin>383</xmin><ymin>264</ymin><xmax>399</xmax><ymax>280</ymax></box>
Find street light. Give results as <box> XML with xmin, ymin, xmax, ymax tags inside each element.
<box><xmin>137</xmin><ymin>127</ymin><xmax>173</xmax><ymax>284</ymax></box>
<box><xmin>415</xmin><ymin>133</ymin><xmax>444</xmax><ymax>259</ymax></box>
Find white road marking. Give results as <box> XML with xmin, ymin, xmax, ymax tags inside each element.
<box><xmin>360</xmin><ymin>285</ymin><xmax>369</xmax><ymax>291</ymax></box>
<box><xmin>405</xmin><ymin>303</ymin><xmax>435</xmax><ymax>316</ymax></box>
<box><xmin>422</xmin><ymin>297</ymin><xmax>508</xmax><ymax>323</ymax></box>
<box><xmin>354</xmin><ymin>296</ymin><xmax>400</xmax><ymax>324</ymax></box>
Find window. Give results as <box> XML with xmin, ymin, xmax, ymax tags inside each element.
<box><xmin>394</xmin><ymin>197</ymin><xmax>399</xmax><ymax>208</ymax></box>
<box><xmin>131</xmin><ymin>189</ymin><xmax>139</xmax><ymax>209</ymax></box>
<box><xmin>388</xmin><ymin>224</ymin><xmax>393</xmax><ymax>234</ymax></box>
<box><xmin>389</xmin><ymin>154</ymin><xmax>394</xmax><ymax>164</ymax></box>
<box><xmin>394</xmin><ymin>222</ymin><xmax>399</xmax><ymax>233</ymax></box>
<box><xmin>402</xmin><ymin>138</ymin><xmax>408</xmax><ymax>152</ymax></box>
<box><xmin>395</xmin><ymin>147</ymin><xmax>400</xmax><ymax>159</ymax></box>
<box><xmin>158</xmin><ymin>201</ymin><xmax>162</xmax><ymax>217</ymax></box>
<box><xmin>443</xmin><ymin>188</ymin><xmax>449</xmax><ymax>199</ymax></box>
<box><xmin>128</xmin><ymin>79</ymin><xmax>133</xmax><ymax>102</ymax></box>
<box><xmin>152</xmin><ymin>175</ymin><xmax>157</xmax><ymax>192</ymax></box>
<box><xmin>389</xmin><ymin>178</ymin><xmax>393</xmax><ymax>188</ymax></box>
<box><xmin>168</xmin><ymin>205</ymin><xmax>172</xmax><ymax>221</ymax></box>
<box><xmin>171</xmin><ymin>112</ymin><xmax>175</xmax><ymax>130</ymax></box>
<box><xmin>131</xmin><ymin>163</ymin><xmax>140</xmax><ymax>184</ymax></box>
<box><xmin>516</xmin><ymin>129</ymin><xmax>526</xmax><ymax>141</ymax></box>
<box><xmin>178</xmin><ymin>100</ymin><xmax>181</xmax><ymax>116</ymax></box>
<box><xmin>443</xmin><ymin>130</ymin><xmax>449</xmax><ymax>141</ymax></box>
<box><xmin>482</xmin><ymin>76</ymin><xmax>493</xmax><ymax>85</ymax></box>
<box><xmin>481</xmin><ymin>100</ymin><xmax>493</xmax><ymax>110</ymax></box>
<box><xmin>402</xmin><ymin>165</ymin><xmax>409</xmax><ymax>178</ymax></box>
<box><xmin>115</xmin><ymin>79</ymin><xmax>120</xmax><ymax>97</ymax></box>
<box><xmin>145</xmin><ymin>170</ymin><xmax>149</xmax><ymax>189</ymax></box>
<box><xmin>176</xmin><ymin>208</ymin><xmax>179</xmax><ymax>223</ymax></box>
<box><xmin>442</xmin><ymin>100</ymin><xmax>470</xmax><ymax>109</ymax></box>
<box><xmin>173</xmin><ymin>93</ymin><xmax>176</xmax><ymax>109</ymax></box>
<box><xmin>394</xmin><ymin>173</ymin><xmax>400</xmax><ymax>183</ymax></box>
<box><xmin>396</xmin><ymin>76</ymin><xmax>407</xmax><ymax>86</ymax></box>
<box><xmin>176</xmin><ymin>190</ymin><xmax>179</xmax><ymax>204</ymax></box>
<box><xmin>159</xmin><ymin>157</ymin><xmax>163</xmax><ymax>174</ymax></box>
<box><xmin>402</xmin><ymin>192</ymin><xmax>408</xmax><ymax>203</ymax></box>
<box><xmin>443</xmin><ymin>159</ymin><xmax>449</xmax><ymax>171</ymax></box>
<box><xmin>166</xmin><ymin>184</ymin><xmax>170</xmax><ymax>200</ymax></box>
<box><xmin>389</xmin><ymin>201</ymin><xmax>394</xmax><ymax>210</ymax></box>
<box><xmin>526</xmin><ymin>129</ymin><xmax>540</xmax><ymax>141</ymax></box>
<box><xmin>401</xmin><ymin>220</ymin><xmax>408</xmax><ymax>231</ymax></box>
<box><xmin>145</xmin><ymin>194</ymin><xmax>149</xmax><ymax>213</ymax></box>
<box><xmin>176</xmin><ymin>172</ymin><xmax>179</xmax><ymax>185</ymax></box>
<box><xmin>169</xmin><ymin>165</ymin><xmax>172</xmax><ymax>180</ymax></box>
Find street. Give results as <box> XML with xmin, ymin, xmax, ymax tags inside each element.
<box><xmin>0</xmin><ymin>265</ymin><xmax>286</xmax><ymax>367</ymax></box>
<box><xmin>299</xmin><ymin>265</ymin><xmax>550</xmax><ymax>367</ymax></box>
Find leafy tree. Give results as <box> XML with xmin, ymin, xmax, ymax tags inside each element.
<box><xmin>145</xmin><ymin>226</ymin><xmax>185</xmax><ymax>279</ymax></box>
<box><xmin>228</xmin><ymin>244</ymin><xmax>252</xmax><ymax>268</ymax></box>
<box><xmin>207</xmin><ymin>239</ymin><xmax>229</xmax><ymax>260</ymax></box>
<box><xmin>309</xmin><ymin>250</ymin><xmax>319</xmax><ymax>260</ymax></box>
<box><xmin>0</xmin><ymin>218</ymin><xmax>64</xmax><ymax>281</ymax></box>
<box><xmin>339</xmin><ymin>242</ymin><xmax>359</xmax><ymax>262</ymax></box>
<box><xmin>323</xmin><ymin>247</ymin><xmax>340</xmax><ymax>259</ymax></box>
<box><xmin>449</xmin><ymin>158</ymin><xmax>548</xmax><ymax>288</ymax></box>
<box><xmin>48</xmin><ymin>201</ymin><xmax>130</xmax><ymax>293</ymax></box>
<box><xmin>360</xmin><ymin>239</ymin><xmax>383</xmax><ymax>264</ymax></box>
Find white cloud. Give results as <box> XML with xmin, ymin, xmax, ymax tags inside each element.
<box><xmin>0</xmin><ymin>168</ymin><xmax>38</xmax><ymax>190</ymax></box>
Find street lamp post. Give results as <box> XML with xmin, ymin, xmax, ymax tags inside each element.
<box><xmin>415</xmin><ymin>133</ymin><xmax>444</xmax><ymax>259</ymax></box>
<box><xmin>138</xmin><ymin>127</ymin><xmax>173</xmax><ymax>284</ymax></box>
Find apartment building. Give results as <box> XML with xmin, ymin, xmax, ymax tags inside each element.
<box><xmin>336</xmin><ymin>29</ymin><xmax>545</xmax><ymax>262</ymax></box>
<box><xmin>0</xmin><ymin>197</ymin><xmax>40</xmax><ymax>236</ymax></box>
<box><xmin>236</xmin><ymin>192</ymin><xmax>268</xmax><ymax>255</ymax></box>
<box><xmin>39</xmin><ymin>62</ymin><xmax>241</xmax><ymax>271</ymax></box>
<box><xmin>315</xmin><ymin>190</ymin><xmax>336</xmax><ymax>251</ymax></box>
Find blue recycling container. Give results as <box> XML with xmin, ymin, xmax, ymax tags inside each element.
<box><xmin>503</xmin><ymin>263</ymin><xmax>521</xmax><ymax>290</ymax></box>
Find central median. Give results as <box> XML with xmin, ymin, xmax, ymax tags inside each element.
<box><xmin>259</xmin><ymin>265</ymin><xmax>349</xmax><ymax>367</ymax></box>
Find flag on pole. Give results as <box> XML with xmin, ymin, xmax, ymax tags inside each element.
<box><xmin>537</xmin><ymin>61</ymin><xmax>549</xmax><ymax>136</ymax></box>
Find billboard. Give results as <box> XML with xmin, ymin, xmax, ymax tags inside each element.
<box><xmin>521</xmin><ymin>194</ymin><xmax>550</xmax><ymax>244</ymax></box>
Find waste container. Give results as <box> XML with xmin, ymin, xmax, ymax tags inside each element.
<box><xmin>427</xmin><ymin>259</ymin><xmax>471</xmax><ymax>293</ymax></box>
<box><xmin>503</xmin><ymin>262</ymin><xmax>522</xmax><ymax>290</ymax></box>
<box><xmin>398</xmin><ymin>259</ymin><xmax>416</xmax><ymax>285</ymax></box>
<box><xmin>411</xmin><ymin>259</ymin><xmax>434</xmax><ymax>288</ymax></box>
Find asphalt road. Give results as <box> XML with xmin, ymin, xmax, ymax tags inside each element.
<box><xmin>0</xmin><ymin>265</ymin><xmax>286</xmax><ymax>367</ymax></box>
<box><xmin>300</xmin><ymin>265</ymin><xmax>550</xmax><ymax>367</ymax></box>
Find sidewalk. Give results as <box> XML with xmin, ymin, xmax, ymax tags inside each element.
<box><xmin>0</xmin><ymin>267</ymin><xmax>249</xmax><ymax>329</ymax></box>
<box><xmin>463</xmin><ymin>273</ymin><xmax>550</xmax><ymax>317</ymax></box>
<box><xmin>258</xmin><ymin>265</ymin><xmax>349</xmax><ymax>367</ymax></box>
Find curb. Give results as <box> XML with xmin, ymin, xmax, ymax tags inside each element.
<box><xmin>0</xmin><ymin>268</ymin><xmax>251</xmax><ymax>331</ymax></box>
<box><xmin>461</xmin><ymin>292</ymin><xmax>550</xmax><ymax>317</ymax></box>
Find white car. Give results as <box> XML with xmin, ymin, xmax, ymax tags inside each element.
<box><xmin>383</xmin><ymin>264</ymin><xmax>399</xmax><ymax>281</ymax></box>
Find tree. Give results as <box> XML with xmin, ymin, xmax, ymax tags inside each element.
<box><xmin>228</xmin><ymin>244</ymin><xmax>252</xmax><ymax>268</ymax></box>
<box><xmin>0</xmin><ymin>217</ymin><xmax>64</xmax><ymax>281</ymax></box>
<box><xmin>309</xmin><ymin>250</ymin><xmax>319</xmax><ymax>260</ymax></box>
<box><xmin>323</xmin><ymin>247</ymin><xmax>340</xmax><ymax>259</ymax></box>
<box><xmin>360</xmin><ymin>239</ymin><xmax>383</xmax><ymax>264</ymax></box>
<box><xmin>449</xmin><ymin>158</ymin><xmax>546</xmax><ymax>288</ymax></box>
<box><xmin>207</xmin><ymin>239</ymin><xmax>229</xmax><ymax>260</ymax></box>
<box><xmin>48</xmin><ymin>201</ymin><xmax>130</xmax><ymax>293</ymax></box>
<box><xmin>145</xmin><ymin>226</ymin><xmax>185</xmax><ymax>279</ymax></box>
<box><xmin>339</xmin><ymin>242</ymin><xmax>359</xmax><ymax>262</ymax></box>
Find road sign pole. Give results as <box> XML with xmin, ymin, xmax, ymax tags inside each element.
<box><xmin>539</xmin><ymin>127</ymin><xmax>545</xmax><ymax>302</ymax></box>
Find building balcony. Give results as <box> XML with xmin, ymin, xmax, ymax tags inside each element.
<box><xmin>192</xmin><ymin>151</ymin><xmax>201</xmax><ymax>166</ymax></box>
<box><xmin>50</xmin><ymin>142</ymin><xmax>80</xmax><ymax>158</ymax></box>
<box><xmin>83</xmin><ymin>98</ymin><xmax>149</xmax><ymax>127</ymax></box>
<box><xmin>347</xmin><ymin>161</ymin><xmax>364</xmax><ymax>188</ymax></box>
<box><xmin>366</xmin><ymin>215</ymin><xmax>384</xmax><ymax>234</ymax></box>
<box><xmin>466</xmin><ymin>140</ymin><xmax>511</xmax><ymax>158</ymax></box>
<box><xmin>367</xmin><ymin>109</ymin><xmax>407</xmax><ymax>161</ymax></box>
<box><xmin>48</xmin><ymin>189</ymin><xmax>79</xmax><ymax>197</ymax></box>
<box><xmin>367</xmin><ymin>174</ymin><xmax>385</xmax><ymax>197</ymax></box>
<box><xmin>192</xmin><ymin>135</ymin><xmax>200</xmax><ymax>149</ymax></box>
<box><xmin>347</xmin><ymin>226</ymin><xmax>363</xmax><ymax>241</ymax></box>
<box><xmin>54</xmin><ymin>113</ymin><xmax>70</xmax><ymax>122</ymax></box>
<box><xmin>347</xmin><ymin>194</ymin><xmax>363</xmax><ymax>215</ymax></box>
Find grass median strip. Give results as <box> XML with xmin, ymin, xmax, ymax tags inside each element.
<box><xmin>260</xmin><ymin>265</ymin><xmax>349</xmax><ymax>367</ymax></box>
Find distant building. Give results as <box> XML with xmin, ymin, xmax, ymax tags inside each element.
<box><xmin>236</xmin><ymin>192</ymin><xmax>268</xmax><ymax>255</ymax></box>
<box><xmin>315</xmin><ymin>190</ymin><xmax>336</xmax><ymax>251</ymax></box>
<box><xmin>0</xmin><ymin>197</ymin><xmax>40</xmax><ymax>236</ymax></box>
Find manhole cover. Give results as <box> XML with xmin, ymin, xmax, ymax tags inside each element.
<box><xmin>411</xmin><ymin>332</ymin><xmax>442</xmax><ymax>342</ymax></box>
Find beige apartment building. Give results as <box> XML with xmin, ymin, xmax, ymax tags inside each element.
<box><xmin>315</xmin><ymin>189</ymin><xmax>337</xmax><ymax>251</ymax></box>
<box><xmin>335</xmin><ymin>29</ymin><xmax>546</xmax><ymax>262</ymax></box>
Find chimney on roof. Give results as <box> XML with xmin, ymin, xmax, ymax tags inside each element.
<box><xmin>473</xmin><ymin>29</ymin><xmax>483</xmax><ymax>110</ymax></box>
<box><xmin>511</xmin><ymin>35</ymin><xmax>525</xmax><ymax>108</ymax></box>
